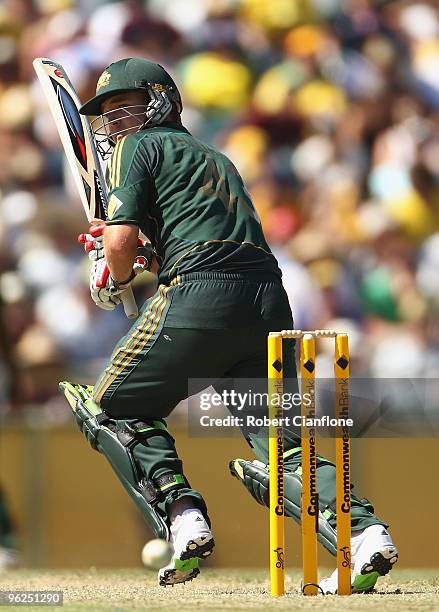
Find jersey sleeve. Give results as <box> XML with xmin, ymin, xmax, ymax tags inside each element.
<box><xmin>105</xmin><ymin>135</ymin><xmax>160</xmax><ymax>227</ymax></box>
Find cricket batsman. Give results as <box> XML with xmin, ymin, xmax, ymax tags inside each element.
<box><xmin>61</xmin><ymin>57</ymin><xmax>398</xmax><ymax>591</ymax></box>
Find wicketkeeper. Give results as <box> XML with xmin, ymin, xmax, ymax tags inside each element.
<box><xmin>61</xmin><ymin>57</ymin><xmax>398</xmax><ymax>591</ymax></box>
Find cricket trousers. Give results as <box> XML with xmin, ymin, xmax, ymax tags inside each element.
<box><xmin>93</xmin><ymin>272</ymin><xmax>384</xmax><ymax>532</ymax></box>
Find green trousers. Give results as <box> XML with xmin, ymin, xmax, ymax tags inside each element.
<box><xmin>93</xmin><ymin>272</ymin><xmax>384</xmax><ymax>532</ymax></box>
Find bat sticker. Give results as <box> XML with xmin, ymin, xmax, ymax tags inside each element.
<box><xmin>50</xmin><ymin>77</ymin><xmax>88</xmax><ymax>170</ymax></box>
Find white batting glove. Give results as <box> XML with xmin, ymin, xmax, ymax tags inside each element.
<box><xmin>90</xmin><ymin>258</ymin><xmax>124</xmax><ymax>311</ymax></box>
<box><xmin>78</xmin><ymin>222</ymin><xmax>105</xmax><ymax>261</ymax></box>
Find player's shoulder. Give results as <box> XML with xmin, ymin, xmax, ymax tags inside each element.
<box><xmin>107</xmin><ymin>132</ymin><xmax>161</xmax><ymax>185</ymax></box>
<box><xmin>115</xmin><ymin>131</ymin><xmax>162</xmax><ymax>166</ymax></box>
<box><xmin>116</xmin><ymin>131</ymin><xmax>151</xmax><ymax>154</ymax></box>
<box><xmin>121</xmin><ymin>127</ymin><xmax>186</xmax><ymax>156</ymax></box>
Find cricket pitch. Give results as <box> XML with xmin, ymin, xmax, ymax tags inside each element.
<box><xmin>1</xmin><ymin>569</ymin><xmax>438</xmax><ymax>611</ymax></box>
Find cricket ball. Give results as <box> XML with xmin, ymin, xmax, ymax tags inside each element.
<box><xmin>141</xmin><ymin>539</ymin><xmax>173</xmax><ymax>570</ymax></box>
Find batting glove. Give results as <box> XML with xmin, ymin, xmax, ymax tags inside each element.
<box><xmin>78</xmin><ymin>222</ymin><xmax>105</xmax><ymax>261</ymax></box>
<box><xmin>90</xmin><ymin>258</ymin><xmax>124</xmax><ymax>311</ymax></box>
<box><xmin>79</xmin><ymin>224</ymin><xmax>156</xmax><ymax>272</ymax></box>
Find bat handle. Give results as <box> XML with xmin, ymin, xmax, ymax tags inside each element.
<box><xmin>121</xmin><ymin>287</ymin><xmax>138</xmax><ymax>319</ymax></box>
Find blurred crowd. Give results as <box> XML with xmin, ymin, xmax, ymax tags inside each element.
<box><xmin>0</xmin><ymin>0</ymin><xmax>439</xmax><ymax>413</ymax></box>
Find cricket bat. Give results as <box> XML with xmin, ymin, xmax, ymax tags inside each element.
<box><xmin>33</xmin><ymin>57</ymin><xmax>138</xmax><ymax>319</ymax></box>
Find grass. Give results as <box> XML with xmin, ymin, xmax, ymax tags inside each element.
<box><xmin>0</xmin><ymin>568</ymin><xmax>438</xmax><ymax>611</ymax></box>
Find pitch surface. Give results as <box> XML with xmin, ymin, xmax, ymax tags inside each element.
<box><xmin>1</xmin><ymin>569</ymin><xmax>438</xmax><ymax>611</ymax></box>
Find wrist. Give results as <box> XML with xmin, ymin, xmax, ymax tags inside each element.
<box><xmin>110</xmin><ymin>270</ymin><xmax>135</xmax><ymax>290</ymax></box>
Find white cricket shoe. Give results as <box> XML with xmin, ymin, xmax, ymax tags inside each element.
<box><xmin>319</xmin><ymin>524</ymin><xmax>398</xmax><ymax>594</ymax></box>
<box><xmin>158</xmin><ymin>509</ymin><xmax>215</xmax><ymax>586</ymax></box>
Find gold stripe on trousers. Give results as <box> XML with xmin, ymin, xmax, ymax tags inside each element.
<box><xmin>93</xmin><ymin>285</ymin><xmax>172</xmax><ymax>403</ymax></box>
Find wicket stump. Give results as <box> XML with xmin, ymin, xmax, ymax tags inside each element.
<box><xmin>267</xmin><ymin>333</ymin><xmax>285</xmax><ymax>596</ymax></box>
<box><xmin>267</xmin><ymin>329</ymin><xmax>351</xmax><ymax>596</ymax></box>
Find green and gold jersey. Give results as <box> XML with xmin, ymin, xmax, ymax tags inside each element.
<box><xmin>105</xmin><ymin>123</ymin><xmax>281</xmax><ymax>283</ymax></box>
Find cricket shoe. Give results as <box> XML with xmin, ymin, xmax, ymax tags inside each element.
<box><xmin>319</xmin><ymin>524</ymin><xmax>398</xmax><ymax>594</ymax></box>
<box><xmin>158</xmin><ymin>509</ymin><xmax>214</xmax><ymax>586</ymax></box>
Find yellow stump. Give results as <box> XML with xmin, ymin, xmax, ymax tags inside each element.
<box><xmin>334</xmin><ymin>334</ymin><xmax>351</xmax><ymax>595</ymax></box>
<box><xmin>268</xmin><ymin>333</ymin><xmax>285</xmax><ymax>596</ymax></box>
<box><xmin>300</xmin><ymin>334</ymin><xmax>319</xmax><ymax>595</ymax></box>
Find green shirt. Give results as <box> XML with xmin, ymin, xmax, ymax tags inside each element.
<box><xmin>105</xmin><ymin>123</ymin><xmax>281</xmax><ymax>283</ymax></box>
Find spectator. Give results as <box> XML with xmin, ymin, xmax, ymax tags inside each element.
<box><xmin>0</xmin><ymin>0</ymin><xmax>439</xmax><ymax>414</ymax></box>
